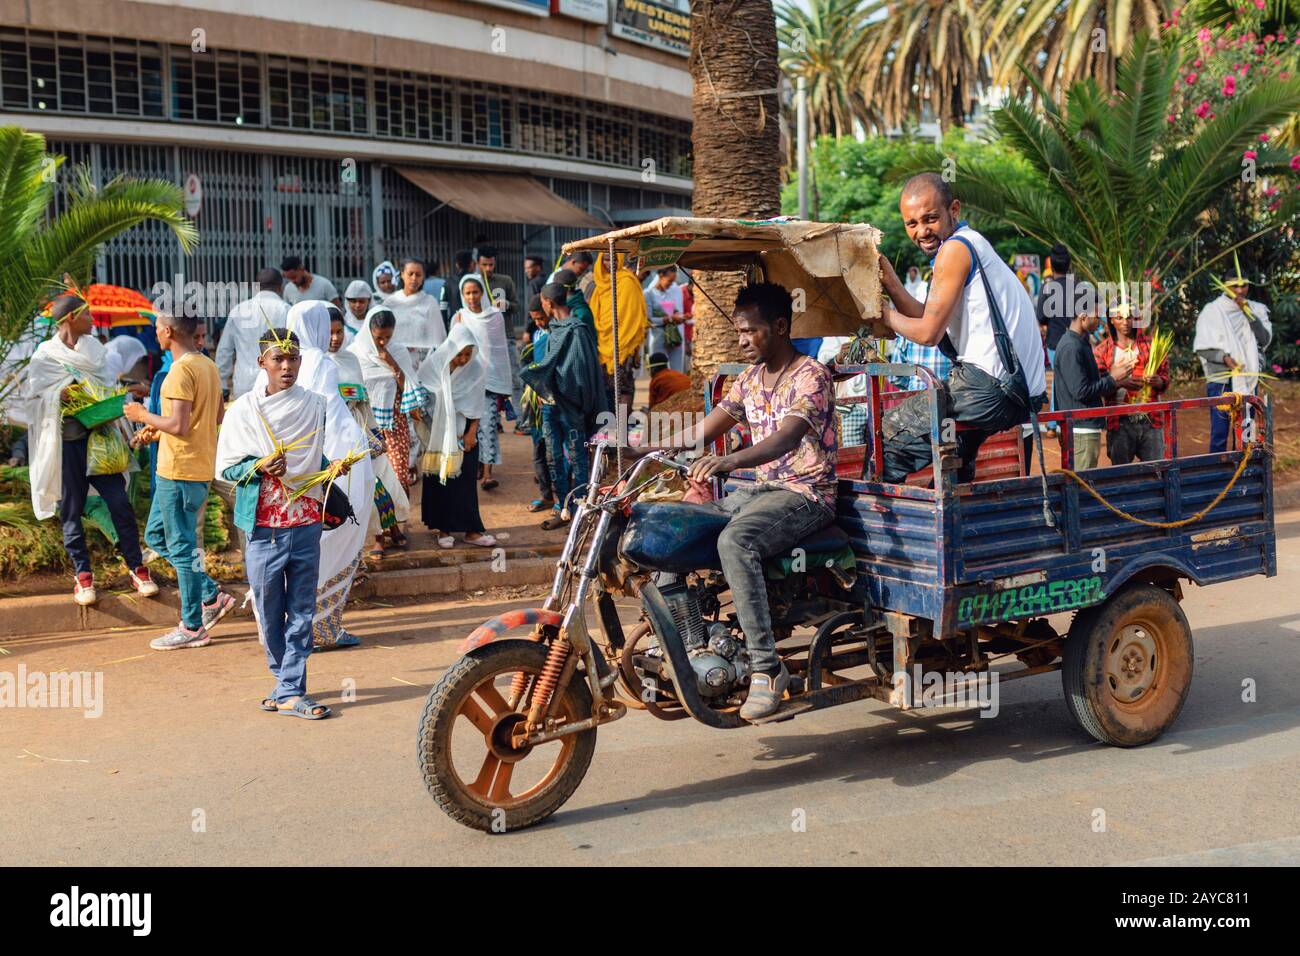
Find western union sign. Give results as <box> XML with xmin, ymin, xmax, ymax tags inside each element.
<box><xmin>612</xmin><ymin>0</ymin><xmax>690</xmax><ymax>57</ymax></box>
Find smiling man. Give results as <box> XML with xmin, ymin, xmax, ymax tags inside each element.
<box><xmin>643</xmin><ymin>282</ymin><xmax>837</xmax><ymax>720</ymax></box>
<box><xmin>877</xmin><ymin>173</ymin><xmax>1046</xmax><ymax>482</ymax></box>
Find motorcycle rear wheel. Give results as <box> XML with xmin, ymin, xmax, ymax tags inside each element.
<box><xmin>418</xmin><ymin>640</ymin><xmax>597</xmax><ymax>832</ymax></box>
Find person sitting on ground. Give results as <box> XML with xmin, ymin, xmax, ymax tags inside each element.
<box><xmin>639</xmin><ymin>282</ymin><xmax>838</xmax><ymax>721</ymax></box>
<box><xmin>648</xmin><ymin>351</ymin><xmax>692</xmax><ymax>408</ymax></box>
<box><xmin>216</xmin><ymin>329</ymin><xmax>352</xmax><ymax>720</ymax></box>
<box><xmin>521</xmin><ymin>281</ymin><xmax>611</xmax><ymax>530</ymax></box>
<box><xmin>1053</xmin><ymin>306</ymin><xmax>1137</xmax><ymax>470</ymax></box>
<box><xmin>28</xmin><ymin>290</ymin><xmax>158</xmax><ymax>607</ymax></box>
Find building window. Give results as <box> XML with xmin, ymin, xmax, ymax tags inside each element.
<box><xmin>0</xmin><ymin>29</ymin><xmax>691</xmax><ymax>178</ymax></box>
<box><xmin>373</xmin><ymin>69</ymin><xmax>453</xmax><ymax>143</ymax></box>
<box><xmin>172</xmin><ymin>48</ymin><xmax>261</xmax><ymax>126</ymax></box>
<box><xmin>0</xmin><ymin>30</ymin><xmax>164</xmax><ymax>117</ymax></box>
<box><xmin>460</xmin><ymin>84</ymin><xmax>511</xmax><ymax>149</ymax></box>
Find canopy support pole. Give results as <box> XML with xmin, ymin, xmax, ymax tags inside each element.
<box><xmin>609</xmin><ymin>236</ymin><xmax>624</xmax><ymax>475</ymax></box>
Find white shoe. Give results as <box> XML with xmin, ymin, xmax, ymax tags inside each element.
<box><xmin>73</xmin><ymin>573</ymin><xmax>98</xmax><ymax>607</ymax></box>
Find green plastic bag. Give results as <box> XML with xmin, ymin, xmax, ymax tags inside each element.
<box><xmin>86</xmin><ymin>425</ymin><xmax>130</xmax><ymax>476</ymax></box>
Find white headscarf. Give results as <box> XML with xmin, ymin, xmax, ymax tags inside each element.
<box><xmin>454</xmin><ymin>273</ymin><xmax>512</xmax><ymax>395</ymax></box>
<box><xmin>386</xmin><ymin>285</ymin><xmax>446</xmax><ymax>353</ymax></box>
<box><xmin>216</xmin><ymin>381</ymin><xmax>327</xmax><ymax>501</ymax></box>
<box><xmin>27</xmin><ymin>330</ymin><xmax>112</xmax><ymax>519</ymax></box>
<box><xmin>104</xmin><ymin>336</ymin><xmax>147</xmax><ymax>382</ymax></box>
<box><xmin>347</xmin><ymin>305</ymin><xmax>424</xmax><ymax>427</ymax></box>
<box><xmin>417</xmin><ymin>322</ymin><xmax>486</xmax><ymax>483</ymax></box>
<box><xmin>251</xmin><ymin>300</ymin><xmax>334</xmax><ymax>399</ymax></box>
<box><xmin>371</xmin><ymin>261</ymin><xmax>397</xmax><ymax>300</ymax></box>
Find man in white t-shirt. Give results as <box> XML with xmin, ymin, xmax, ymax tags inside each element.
<box><xmin>215</xmin><ymin>268</ymin><xmax>292</xmax><ymax>399</ymax></box>
<box><xmin>280</xmin><ymin>256</ymin><xmax>341</xmax><ymax>307</ymax></box>
<box><xmin>877</xmin><ymin>173</ymin><xmax>1046</xmax><ymax>482</ymax></box>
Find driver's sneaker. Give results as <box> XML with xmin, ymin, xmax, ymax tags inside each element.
<box><xmin>73</xmin><ymin>572</ymin><xmax>98</xmax><ymax>607</ymax></box>
<box><xmin>200</xmin><ymin>590</ymin><xmax>237</xmax><ymax>630</ymax></box>
<box><xmin>740</xmin><ymin>663</ymin><xmax>790</xmax><ymax>721</ymax></box>
<box><xmin>129</xmin><ymin>565</ymin><xmax>159</xmax><ymax>597</ymax></box>
<box><xmin>150</xmin><ymin>623</ymin><xmax>210</xmax><ymax>651</ymax></box>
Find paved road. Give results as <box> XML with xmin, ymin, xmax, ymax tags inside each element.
<box><xmin>4</xmin><ymin>510</ymin><xmax>1299</xmax><ymax>866</ymax></box>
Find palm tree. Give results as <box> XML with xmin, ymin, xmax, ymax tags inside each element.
<box><xmin>689</xmin><ymin>0</ymin><xmax>783</xmax><ymax>390</ymax></box>
<box><xmin>856</xmin><ymin>0</ymin><xmax>992</xmax><ymax>132</ymax></box>
<box><xmin>777</xmin><ymin>0</ymin><xmax>877</xmax><ymax>139</ymax></box>
<box><xmin>893</xmin><ymin>32</ymin><xmax>1300</xmax><ymax>310</ymax></box>
<box><xmin>0</xmin><ymin>126</ymin><xmax>197</xmax><ymax>404</ymax></box>
<box><xmin>987</xmin><ymin>0</ymin><xmax>1171</xmax><ymax>101</ymax></box>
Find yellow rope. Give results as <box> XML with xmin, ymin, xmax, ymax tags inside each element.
<box><xmin>1051</xmin><ymin>394</ymin><xmax>1263</xmax><ymax>530</ymax></box>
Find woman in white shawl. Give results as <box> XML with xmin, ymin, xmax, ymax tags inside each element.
<box><xmin>325</xmin><ymin>305</ymin><xmax>408</xmax><ymax>560</ymax></box>
<box><xmin>385</xmin><ymin>258</ymin><xmax>445</xmax><ymax>368</ymax></box>
<box><xmin>417</xmin><ymin>323</ymin><xmax>495</xmax><ymax>548</ymax></box>
<box><xmin>451</xmin><ymin>273</ymin><xmax>512</xmax><ymax>490</ymax></box>
<box><xmin>348</xmin><ymin>305</ymin><xmax>428</xmax><ymax>549</ymax></box>
<box><xmin>28</xmin><ymin>293</ymin><xmax>150</xmax><ymax>605</ymax></box>
<box><xmin>104</xmin><ymin>335</ymin><xmax>148</xmax><ymax>384</ymax></box>
<box><xmin>372</xmin><ymin>260</ymin><xmax>399</xmax><ymax>301</ymax></box>
<box><xmin>254</xmin><ymin>301</ymin><xmax>374</xmax><ymax>649</ymax></box>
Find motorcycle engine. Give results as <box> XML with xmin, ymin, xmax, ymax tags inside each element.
<box><xmin>659</xmin><ymin>579</ymin><xmax>751</xmax><ymax>698</ymax></box>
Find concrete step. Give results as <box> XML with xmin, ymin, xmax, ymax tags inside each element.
<box><xmin>0</xmin><ymin>556</ymin><xmax>559</xmax><ymax>643</ymax></box>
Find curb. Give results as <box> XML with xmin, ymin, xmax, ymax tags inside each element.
<box><xmin>0</xmin><ymin>556</ymin><xmax>559</xmax><ymax>642</ymax></box>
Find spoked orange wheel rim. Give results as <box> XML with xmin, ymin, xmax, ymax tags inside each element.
<box><xmin>449</xmin><ymin>665</ymin><xmax>579</xmax><ymax>809</ymax></box>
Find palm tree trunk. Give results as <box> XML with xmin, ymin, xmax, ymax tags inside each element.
<box><xmin>688</xmin><ymin>0</ymin><xmax>782</xmax><ymax>397</ymax></box>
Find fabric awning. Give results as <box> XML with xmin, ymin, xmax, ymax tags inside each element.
<box><xmin>393</xmin><ymin>166</ymin><xmax>606</xmax><ymax>229</ymax></box>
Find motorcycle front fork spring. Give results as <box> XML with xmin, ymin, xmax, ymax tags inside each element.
<box><xmin>527</xmin><ymin>638</ymin><xmax>571</xmax><ymax>723</ymax></box>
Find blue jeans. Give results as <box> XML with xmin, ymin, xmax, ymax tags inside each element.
<box><xmin>151</xmin><ymin>477</ymin><xmax>218</xmax><ymax>630</ymax></box>
<box><xmin>60</xmin><ymin>436</ymin><xmax>142</xmax><ymax>575</ymax></box>
<box><xmin>545</xmin><ymin>406</ymin><xmax>586</xmax><ymax>510</ymax></box>
<box><xmin>1207</xmin><ymin>381</ymin><xmax>1230</xmax><ymax>453</ymax></box>
<box><xmin>246</xmin><ymin>522</ymin><xmax>322</xmax><ymax>702</ymax></box>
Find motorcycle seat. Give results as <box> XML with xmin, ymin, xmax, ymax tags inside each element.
<box><xmin>795</xmin><ymin>523</ymin><xmax>852</xmax><ymax>557</ymax></box>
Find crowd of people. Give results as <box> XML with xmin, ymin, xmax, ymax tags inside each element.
<box><xmin>9</xmin><ymin>246</ymin><xmax>702</xmax><ymax>719</ymax></box>
<box><xmin>9</xmin><ymin>180</ymin><xmax>1275</xmax><ymax>723</ymax></box>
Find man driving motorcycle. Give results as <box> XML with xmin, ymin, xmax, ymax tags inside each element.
<box><xmin>646</xmin><ymin>282</ymin><xmax>837</xmax><ymax>720</ymax></box>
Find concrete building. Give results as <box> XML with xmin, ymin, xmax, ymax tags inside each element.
<box><xmin>0</xmin><ymin>0</ymin><xmax>694</xmax><ymax>311</ymax></box>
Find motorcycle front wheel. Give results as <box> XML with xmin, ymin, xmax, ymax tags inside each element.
<box><xmin>418</xmin><ymin>640</ymin><xmax>597</xmax><ymax>832</ymax></box>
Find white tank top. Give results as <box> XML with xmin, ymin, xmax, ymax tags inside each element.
<box><xmin>944</xmin><ymin>225</ymin><xmax>1047</xmax><ymax>398</ymax></box>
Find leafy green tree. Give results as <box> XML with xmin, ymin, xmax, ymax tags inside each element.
<box><xmin>888</xmin><ymin>31</ymin><xmax>1300</xmax><ymax>335</ymax></box>
<box><xmin>776</xmin><ymin>0</ymin><xmax>876</xmax><ymax>140</ymax></box>
<box><xmin>782</xmin><ymin>128</ymin><xmax>1045</xmax><ymax>270</ymax></box>
<box><xmin>0</xmin><ymin>126</ymin><xmax>197</xmax><ymax>405</ymax></box>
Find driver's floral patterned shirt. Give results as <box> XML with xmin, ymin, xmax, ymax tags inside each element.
<box><xmin>717</xmin><ymin>355</ymin><xmax>838</xmax><ymax>510</ymax></box>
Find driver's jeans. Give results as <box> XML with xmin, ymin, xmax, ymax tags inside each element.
<box><xmin>717</xmin><ymin>484</ymin><xmax>834</xmax><ymax>675</ymax></box>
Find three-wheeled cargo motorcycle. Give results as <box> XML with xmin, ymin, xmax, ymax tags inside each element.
<box><xmin>416</xmin><ymin>218</ymin><xmax>1277</xmax><ymax>832</ymax></box>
